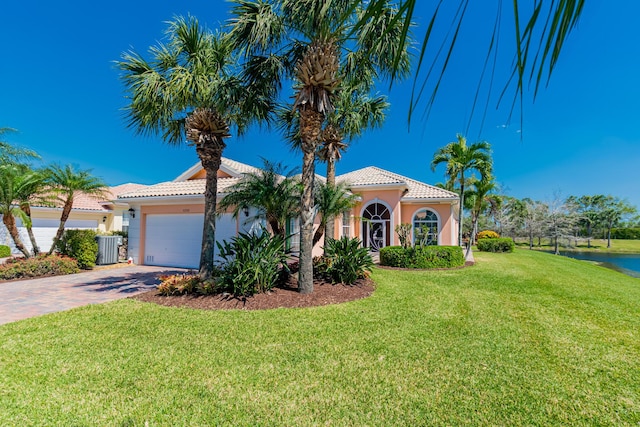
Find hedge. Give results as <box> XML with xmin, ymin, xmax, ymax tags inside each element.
<box><xmin>0</xmin><ymin>255</ymin><xmax>80</xmax><ymax>280</ymax></box>
<box><xmin>0</xmin><ymin>245</ymin><xmax>10</xmax><ymax>258</ymax></box>
<box><xmin>610</xmin><ymin>228</ymin><xmax>640</xmax><ymax>240</ymax></box>
<box><xmin>380</xmin><ymin>245</ymin><xmax>465</xmax><ymax>269</ymax></box>
<box><xmin>477</xmin><ymin>238</ymin><xmax>515</xmax><ymax>253</ymax></box>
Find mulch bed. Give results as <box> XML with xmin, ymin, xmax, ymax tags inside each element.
<box><xmin>130</xmin><ymin>276</ymin><xmax>375</xmax><ymax>311</ymax></box>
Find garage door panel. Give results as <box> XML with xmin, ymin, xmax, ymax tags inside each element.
<box><xmin>144</xmin><ymin>213</ymin><xmax>236</xmax><ymax>269</ymax></box>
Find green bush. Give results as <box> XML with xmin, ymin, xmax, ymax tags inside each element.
<box><xmin>318</xmin><ymin>237</ymin><xmax>374</xmax><ymax>285</ymax></box>
<box><xmin>477</xmin><ymin>230</ymin><xmax>500</xmax><ymax>239</ymax></box>
<box><xmin>55</xmin><ymin>229</ymin><xmax>99</xmax><ymax>269</ymax></box>
<box><xmin>217</xmin><ymin>230</ymin><xmax>289</xmax><ymax>296</ymax></box>
<box><xmin>477</xmin><ymin>237</ymin><xmax>515</xmax><ymax>253</ymax></box>
<box><xmin>0</xmin><ymin>255</ymin><xmax>80</xmax><ymax>280</ymax></box>
<box><xmin>0</xmin><ymin>245</ymin><xmax>11</xmax><ymax>258</ymax></box>
<box><xmin>380</xmin><ymin>245</ymin><xmax>465</xmax><ymax>269</ymax></box>
<box><xmin>610</xmin><ymin>228</ymin><xmax>640</xmax><ymax>240</ymax></box>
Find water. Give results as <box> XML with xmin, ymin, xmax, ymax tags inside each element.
<box><xmin>555</xmin><ymin>251</ymin><xmax>640</xmax><ymax>278</ymax></box>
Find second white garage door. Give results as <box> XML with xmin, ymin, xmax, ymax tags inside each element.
<box><xmin>144</xmin><ymin>213</ymin><xmax>237</xmax><ymax>269</ymax></box>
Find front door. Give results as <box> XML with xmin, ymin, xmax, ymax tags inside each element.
<box><xmin>362</xmin><ymin>203</ymin><xmax>391</xmax><ymax>252</ymax></box>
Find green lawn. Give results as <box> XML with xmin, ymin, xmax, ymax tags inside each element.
<box><xmin>515</xmin><ymin>237</ymin><xmax>640</xmax><ymax>253</ymax></box>
<box><xmin>1</xmin><ymin>250</ymin><xmax>639</xmax><ymax>425</ymax></box>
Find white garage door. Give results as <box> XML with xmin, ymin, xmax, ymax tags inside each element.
<box><xmin>144</xmin><ymin>213</ymin><xmax>237</xmax><ymax>269</ymax></box>
<box><xmin>17</xmin><ymin>218</ymin><xmax>98</xmax><ymax>254</ymax></box>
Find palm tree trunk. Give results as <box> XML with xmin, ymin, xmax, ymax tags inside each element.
<box><xmin>324</xmin><ymin>156</ymin><xmax>336</xmax><ymax>242</ymax></box>
<box><xmin>298</xmin><ymin>109</ymin><xmax>323</xmax><ymax>294</ymax></box>
<box><xmin>48</xmin><ymin>198</ymin><xmax>73</xmax><ymax>255</ymax></box>
<box><xmin>197</xmin><ymin>142</ymin><xmax>224</xmax><ymax>281</ymax></box>
<box><xmin>458</xmin><ymin>175</ymin><xmax>465</xmax><ymax>247</ymax></box>
<box><xmin>21</xmin><ymin>204</ymin><xmax>40</xmax><ymax>256</ymax></box>
<box><xmin>313</xmin><ymin>222</ymin><xmax>325</xmax><ymax>246</ymax></box>
<box><xmin>3</xmin><ymin>213</ymin><xmax>30</xmax><ymax>258</ymax></box>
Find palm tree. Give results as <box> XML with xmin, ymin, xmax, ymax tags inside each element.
<box><xmin>313</xmin><ymin>181</ymin><xmax>359</xmax><ymax>246</ymax></box>
<box><xmin>431</xmin><ymin>134</ymin><xmax>492</xmax><ymax>246</ymax></box>
<box><xmin>117</xmin><ymin>16</ymin><xmax>274</xmax><ymax>279</ymax></box>
<box><xmin>45</xmin><ymin>164</ymin><xmax>109</xmax><ymax>256</ymax></box>
<box><xmin>466</xmin><ymin>175</ymin><xmax>498</xmax><ymax>254</ymax></box>
<box><xmin>229</xmin><ymin>0</ymin><xmax>410</xmax><ymax>293</ymax></box>
<box><xmin>0</xmin><ymin>128</ymin><xmax>39</xmax><ymax>163</ymax></box>
<box><xmin>218</xmin><ymin>159</ymin><xmax>301</xmax><ymax>240</ymax></box>
<box><xmin>362</xmin><ymin>1</ymin><xmax>585</xmax><ymax>127</ymax></box>
<box><xmin>0</xmin><ymin>163</ymin><xmax>48</xmax><ymax>258</ymax></box>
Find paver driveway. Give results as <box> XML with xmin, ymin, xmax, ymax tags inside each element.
<box><xmin>0</xmin><ymin>265</ymin><xmax>186</xmax><ymax>325</ymax></box>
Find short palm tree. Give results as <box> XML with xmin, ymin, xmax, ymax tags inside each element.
<box><xmin>313</xmin><ymin>181</ymin><xmax>359</xmax><ymax>246</ymax></box>
<box><xmin>431</xmin><ymin>134</ymin><xmax>492</xmax><ymax>246</ymax></box>
<box><xmin>117</xmin><ymin>16</ymin><xmax>274</xmax><ymax>279</ymax></box>
<box><xmin>229</xmin><ymin>0</ymin><xmax>410</xmax><ymax>293</ymax></box>
<box><xmin>466</xmin><ymin>174</ymin><xmax>499</xmax><ymax>253</ymax></box>
<box><xmin>218</xmin><ymin>159</ymin><xmax>301</xmax><ymax>240</ymax></box>
<box><xmin>0</xmin><ymin>128</ymin><xmax>39</xmax><ymax>163</ymax></box>
<box><xmin>0</xmin><ymin>163</ymin><xmax>49</xmax><ymax>258</ymax></box>
<box><xmin>45</xmin><ymin>164</ymin><xmax>108</xmax><ymax>256</ymax></box>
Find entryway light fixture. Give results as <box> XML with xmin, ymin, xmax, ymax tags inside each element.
<box><xmin>103</xmin><ymin>216</ymin><xmax>107</xmax><ymax>223</ymax></box>
<box><xmin>128</xmin><ymin>208</ymin><xmax>135</xmax><ymax>218</ymax></box>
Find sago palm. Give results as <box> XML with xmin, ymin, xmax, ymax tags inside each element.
<box><xmin>431</xmin><ymin>134</ymin><xmax>492</xmax><ymax>246</ymax></box>
<box><xmin>117</xmin><ymin>16</ymin><xmax>275</xmax><ymax>279</ymax></box>
<box><xmin>229</xmin><ymin>0</ymin><xmax>410</xmax><ymax>293</ymax></box>
<box><xmin>45</xmin><ymin>164</ymin><xmax>108</xmax><ymax>256</ymax></box>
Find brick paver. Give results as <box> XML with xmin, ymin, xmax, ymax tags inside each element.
<box><xmin>0</xmin><ymin>265</ymin><xmax>186</xmax><ymax>325</ymax></box>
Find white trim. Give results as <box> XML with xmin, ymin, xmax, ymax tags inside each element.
<box><xmin>401</xmin><ymin>197</ymin><xmax>459</xmax><ymax>203</ymax></box>
<box><xmin>411</xmin><ymin>207</ymin><xmax>441</xmax><ymax>246</ymax></box>
<box><xmin>173</xmin><ymin>162</ymin><xmax>203</xmax><ymax>182</ymax></box>
<box><xmin>348</xmin><ymin>183</ymin><xmax>409</xmax><ymax>191</ymax></box>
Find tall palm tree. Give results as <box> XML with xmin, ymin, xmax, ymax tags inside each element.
<box><xmin>117</xmin><ymin>16</ymin><xmax>274</xmax><ymax>279</ymax></box>
<box><xmin>0</xmin><ymin>163</ymin><xmax>48</xmax><ymax>258</ymax></box>
<box><xmin>313</xmin><ymin>181</ymin><xmax>359</xmax><ymax>246</ymax></box>
<box><xmin>466</xmin><ymin>174</ymin><xmax>498</xmax><ymax>254</ymax></box>
<box><xmin>218</xmin><ymin>159</ymin><xmax>301</xmax><ymax>240</ymax></box>
<box><xmin>45</xmin><ymin>164</ymin><xmax>108</xmax><ymax>256</ymax></box>
<box><xmin>431</xmin><ymin>134</ymin><xmax>492</xmax><ymax>246</ymax></box>
<box><xmin>229</xmin><ymin>0</ymin><xmax>410</xmax><ymax>293</ymax></box>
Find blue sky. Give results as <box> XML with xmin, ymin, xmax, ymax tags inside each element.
<box><xmin>1</xmin><ymin>1</ymin><xmax>639</xmax><ymax>210</ymax></box>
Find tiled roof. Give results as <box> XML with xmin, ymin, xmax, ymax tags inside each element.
<box><xmin>118</xmin><ymin>177</ymin><xmax>242</xmax><ymax>199</ymax></box>
<box><xmin>337</xmin><ymin>166</ymin><xmax>458</xmax><ymax>200</ymax></box>
<box><xmin>32</xmin><ymin>184</ymin><xmax>149</xmax><ymax>211</ymax></box>
<box><xmin>220</xmin><ymin>157</ymin><xmax>262</xmax><ymax>176</ymax></box>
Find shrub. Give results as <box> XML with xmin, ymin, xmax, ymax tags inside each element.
<box><xmin>0</xmin><ymin>255</ymin><xmax>80</xmax><ymax>280</ymax></box>
<box><xmin>0</xmin><ymin>245</ymin><xmax>10</xmax><ymax>258</ymax></box>
<box><xmin>55</xmin><ymin>229</ymin><xmax>99</xmax><ymax>269</ymax></box>
<box><xmin>477</xmin><ymin>230</ymin><xmax>500</xmax><ymax>240</ymax></box>
<box><xmin>477</xmin><ymin>237</ymin><xmax>515</xmax><ymax>253</ymax></box>
<box><xmin>380</xmin><ymin>245</ymin><xmax>465</xmax><ymax>269</ymax></box>
<box><xmin>217</xmin><ymin>230</ymin><xmax>288</xmax><ymax>296</ymax></box>
<box><xmin>157</xmin><ymin>273</ymin><xmax>201</xmax><ymax>296</ymax></box>
<box><xmin>610</xmin><ymin>228</ymin><xmax>640</xmax><ymax>240</ymax></box>
<box><xmin>395</xmin><ymin>223</ymin><xmax>412</xmax><ymax>249</ymax></box>
<box><xmin>319</xmin><ymin>237</ymin><xmax>374</xmax><ymax>285</ymax></box>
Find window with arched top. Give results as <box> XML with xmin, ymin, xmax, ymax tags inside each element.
<box><xmin>413</xmin><ymin>209</ymin><xmax>439</xmax><ymax>246</ymax></box>
<box><xmin>362</xmin><ymin>202</ymin><xmax>391</xmax><ymax>251</ymax></box>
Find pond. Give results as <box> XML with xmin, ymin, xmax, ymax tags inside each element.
<box><xmin>555</xmin><ymin>251</ymin><xmax>640</xmax><ymax>279</ymax></box>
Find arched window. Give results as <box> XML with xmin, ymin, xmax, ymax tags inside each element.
<box><xmin>362</xmin><ymin>202</ymin><xmax>391</xmax><ymax>251</ymax></box>
<box><xmin>413</xmin><ymin>209</ymin><xmax>439</xmax><ymax>246</ymax></box>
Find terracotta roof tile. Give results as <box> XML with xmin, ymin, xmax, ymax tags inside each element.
<box><xmin>118</xmin><ymin>177</ymin><xmax>242</xmax><ymax>199</ymax></box>
<box><xmin>337</xmin><ymin>166</ymin><xmax>458</xmax><ymax>200</ymax></box>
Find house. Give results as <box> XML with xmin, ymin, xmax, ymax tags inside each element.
<box><xmin>0</xmin><ymin>183</ymin><xmax>146</xmax><ymax>254</ymax></box>
<box><xmin>118</xmin><ymin>158</ymin><xmax>459</xmax><ymax>269</ymax></box>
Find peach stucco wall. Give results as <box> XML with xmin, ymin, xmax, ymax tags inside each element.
<box><xmin>325</xmin><ymin>188</ymin><xmax>458</xmax><ymax>247</ymax></box>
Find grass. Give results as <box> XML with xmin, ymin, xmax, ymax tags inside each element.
<box><xmin>515</xmin><ymin>237</ymin><xmax>640</xmax><ymax>253</ymax></box>
<box><xmin>1</xmin><ymin>250</ymin><xmax>639</xmax><ymax>425</ymax></box>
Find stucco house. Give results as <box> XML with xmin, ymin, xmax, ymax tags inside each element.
<box><xmin>0</xmin><ymin>183</ymin><xmax>146</xmax><ymax>254</ymax></box>
<box><xmin>118</xmin><ymin>158</ymin><xmax>459</xmax><ymax>269</ymax></box>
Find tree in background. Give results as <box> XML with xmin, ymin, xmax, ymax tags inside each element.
<box><xmin>567</xmin><ymin>194</ymin><xmax>605</xmax><ymax>248</ymax></box>
<box><xmin>465</xmin><ymin>174</ymin><xmax>499</xmax><ymax>250</ymax></box>
<box><xmin>117</xmin><ymin>16</ymin><xmax>275</xmax><ymax>280</ymax></box>
<box><xmin>545</xmin><ymin>193</ymin><xmax>578</xmax><ymax>255</ymax></box>
<box><xmin>45</xmin><ymin>164</ymin><xmax>108</xmax><ymax>256</ymax></box>
<box><xmin>600</xmin><ymin>196</ymin><xmax>637</xmax><ymax>248</ymax></box>
<box><xmin>431</xmin><ymin>134</ymin><xmax>492</xmax><ymax>246</ymax></box>
<box><xmin>218</xmin><ymin>159</ymin><xmax>301</xmax><ymax>240</ymax></box>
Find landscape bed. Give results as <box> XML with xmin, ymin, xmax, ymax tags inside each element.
<box><xmin>0</xmin><ymin>249</ymin><xmax>638</xmax><ymax>425</ymax></box>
